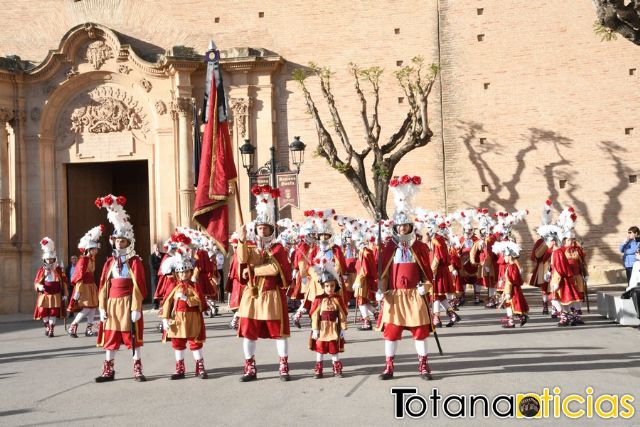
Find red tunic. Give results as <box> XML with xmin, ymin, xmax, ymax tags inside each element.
<box><xmin>288</xmin><ymin>241</ymin><xmax>312</xmax><ymax>299</ymax></box>
<box><xmin>529</xmin><ymin>238</ymin><xmax>552</xmax><ymax>288</ymax></box>
<box><xmin>431</xmin><ymin>235</ymin><xmax>453</xmax><ymax>298</ymax></box>
<box><xmin>194</xmin><ymin>249</ymin><xmax>217</xmax><ymax>299</ymax></box>
<box><xmin>549</xmin><ymin>249</ymin><xmax>581</xmax><ymax>304</ymax></box>
<box><xmin>33</xmin><ymin>266</ymin><xmax>68</xmax><ymax>319</ymax></box>
<box><xmin>227</xmin><ymin>252</ymin><xmax>247</xmax><ymax>310</ymax></box>
<box><xmin>354</xmin><ymin>247</ymin><xmax>377</xmax><ymax>305</ymax></box>
<box><xmin>504</xmin><ymin>263</ymin><xmax>529</xmax><ymax>314</ymax></box>
<box><xmin>68</xmin><ymin>255</ymin><xmax>99</xmax><ymax>311</ymax></box>
<box><xmin>449</xmin><ymin>248</ymin><xmax>465</xmax><ymax>294</ymax></box>
<box><xmin>308</xmin><ymin>294</ymin><xmax>348</xmax><ymax>354</ymax></box>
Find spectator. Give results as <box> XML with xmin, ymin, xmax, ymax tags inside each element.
<box><xmin>149</xmin><ymin>244</ymin><xmax>164</xmax><ymax>309</ymax></box>
<box><xmin>619</xmin><ymin>226</ymin><xmax>640</xmax><ymax>282</ymax></box>
<box><xmin>624</xmin><ymin>248</ymin><xmax>640</xmax><ymax>328</ymax></box>
<box><xmin>216</xmin><ymin>250</ymin><xmax>225</xmax><ymax>303</ymax></box>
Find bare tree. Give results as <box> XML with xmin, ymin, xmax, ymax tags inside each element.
<box><xmin>593</xmin><ymin>0</ymin><xmax>640</xmax><ymax>44</ymax></box>
<box><xmin>293</xmin><ymin>57</ymin><xmax>439</xmax><ymax>219</ymax></box>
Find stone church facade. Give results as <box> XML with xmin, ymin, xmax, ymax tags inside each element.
<box><xmin>0</xmin><ymin>1</ymin><xmax>638</xmax><ymax>313</ymax></box>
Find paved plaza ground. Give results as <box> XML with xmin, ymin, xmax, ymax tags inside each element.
<box><xmin>1</xmin><ymin>285</ymin><xmax>639</xmax><ymax>426</ymax></box>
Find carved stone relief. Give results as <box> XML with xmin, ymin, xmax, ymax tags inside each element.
<box><xmin>139</xmin><ymin>78</ymin><xmax>152</xmax><ymax>92</ymax></box>
<box><xmin>155</xmin><ymin>100</ymin><xmax>166</xmax><ymax>115</ymax></box>
<box><xmin>118</xmin><ymin>65</ymin><xmax>131</xmax><ymax>74</ymax></box>
<box><xmin>68</xmin><ymin>85</ymin><xmax>149</xmax><ymax>136</ymax></box>
<box><xmin>85</xmin><ymin>40</ymin><xmax>113</xmax><ymax>70</ymax></box>
<box><xmin>229</xmin><ymin>97</ymin><xmax>253</xmax><ymax>138</ymax></box>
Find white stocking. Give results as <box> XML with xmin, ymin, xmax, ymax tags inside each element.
<box><xmin>572</xmin><ymin>302</ymin><xmax>582</xmax><ymax>311</ymax></box>
<box><xmin>175</xmin><ymin>349</ymin><xmax>185</xmax><ymax>361</ymax></box>
<box><xmin>331</xmin><ymin>354</ymin><xmax>340</xmax><ymax>362</ymax></box>
<box><xmin>414</xmin><ymin>339</ymin><xmax>428</xmax><ymax>357</ymax></box>
<box><xmin>105</xmin><ymin>350</ymin><xmax>115</xmax><ymax>361</ymax></box>
<box><xmin>72</xmin><ymin>311</ymin><xmax>85</xmax><ymax>325</ymax></box>
<box><xmin>542</xmin><ymin>293</ymin><xmax>548</xmax><ymax>302</ymax></box>
<box><xmin>440</xmin><ymin>298</ymin><xmax>452</xmax><ymax>311</ymax></box>
<box><xmin>384</xmin><ymin>340</ymin><xmax>398</xmax><ymax>357</ymax></box>
<box><xmin>243</xmin><ymin>338</ymin><xmax>256</xmax><ymax>359</ymax></box>
<box><xmin>49</xmin><ymin>317</ymin><xmax>56</xmax><ymax>325</ymax></box>
<box><xmin>359</xmin><ymin>305</ymin><xmax>369</xmax><ymax>319</ymax></box>
<box><xmin>488</xmin><ymin>287</ymin><xmax>496</xmax><ymax>297</ymax></box>
<box><xmin>132</xmin><ymin>348</ymin><xmax>141</xmax><ymax>361</ymax></box>
<box><xmin>86</xmin><ymin>308</ymin><xmax>96</xmax><ymax>325</ymax></box>
<box><xmin>192</xmin><ymin>349</ymin><xmax>203</xmax><ymax>360</ymax></box>
<box><xmin>365</xmin><ymin>303</ymin><xmax>375</xmax><ymax>317</ymax></box>
<box><xmin>276</xmin><ymin>338</ymin><xmax>288</xmax><ymax>357</ymax></box>
<box><xmin>316</xmin><ymin>352</ymin><xmax>323</xmax><ymax>362</ymax></box>
<box><xmin>432</xmin><ymin>300</ymin><xmax>441</xmax><ymax>314</ymax></box>
<box><xmin>474</xmin><ymin>284</ymin><xmax>482</xmax><ymax>294</ymax></box>
<box><xmin>506</xmin><ymin>307</ymin><xmax>513</xmax><ymax>317</ymax></box>
<box><xmin>551</xmin><ymin>299</ymin><xmax>563</xmax><ymax>313</ymax></box>
<box><xmin>43</xmin><ymin>316</ymin><xmax>50</xmax><ymax>323</ymax></box>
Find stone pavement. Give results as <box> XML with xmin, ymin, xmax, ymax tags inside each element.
<box><xmin>1</xmin><ymin>285</ymin><xmax>639</xmax><ymax>427</ymax></box>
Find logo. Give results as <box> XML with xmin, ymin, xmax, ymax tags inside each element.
<box><xmin>518</xmin><ymin>395</ymin><xmax>541</xmax><ymax>418</ymax></box>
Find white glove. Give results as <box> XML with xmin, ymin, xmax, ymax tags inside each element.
<box><xmin>452</xmin><ymin>270</ymin><xmax>458</xmax><ymax>277</ymax></box>
<box><xmin>37</xmin><ymin>284</ymin><xmax>45</xmax><ymax>292</ymax></box>
<box><xmin>352</xmin><ymin>282</ymin><xmax>361</xmax><ymax>291</ymax></box>
<box><xmin>302</xmin><ymin>276</ymin><xmax>308</xmax><ymax>286</ymax></box>
<box><xmin>544</xmin><ymin>271</ymin><xmax>551</xmax><ymax>282</ymax></box>
<box><xmin>162</xmin><ymin>318</ymin><xmax>170</xmax><ymax>330</ymax></box>
<box><xmin>584</xmin><ymin>275</ymin><xmax>589</xmax><ymax>282</ymax></box>
<box><xmin>131</xmin><ymin>310</ymin><xmax>141</xmax><ymax>322</ymax></box>
<box><xmin>175</xmin><ymin>292</ymin><xmax>188</xmax><ymax>301</ymax></box>
<box><xmin>340</xmin><ymin>330</ymin><xmax>345</xmax><ymax>339</ymax></box>
<box><xmin>99</xmin><ymin>309</ymin><xmax>108</xmax><ymax>322</ymax></box>
<box><xmin>312</xmin><ymin>329</ymin><xmax>319</xmax><ymax>339</ymax></box>
<box><xmin>375</xmin><ymin>291</ymin><xmax>385</xmax><ymax>302</ymax></box>
<box><xmin>342</xmin><ymin>275</ymin><xmax>349</xmax><ymax>282</ymax></box>
<box><xmin>417</xmin><ymin>284</ymin><xmax>427</xmax><ymax>296</ymax></box>
<box><xmin>73</xmin><ymin>291</ymin><xmax>80</xmax><ymax>300</ymax></box>
<box><xmin>62</xmin><ymin>296</ymin><xmax>68</xmax><ymax>303</ymax></box>
<box><xmin>292</xmin><ymin>270</ymin><xmax>299</xmax><ymax>280</ymax></box>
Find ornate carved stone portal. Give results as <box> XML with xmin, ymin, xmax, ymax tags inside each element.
<box><xmin>229</xmin><ymin>97</ymin><xmax>253</xmax><ymax>138</ymax></box>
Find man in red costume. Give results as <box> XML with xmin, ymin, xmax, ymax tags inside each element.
<box><xmin>236</xmin><ymin>185</ymin><xmax>293</xmax><ymax>382</ymax></box>
<box><xmin>94</xmin><ymin>194</ymin><xmax>148</xmax><ymax>382</ymax></box>
<box><xmin>376</xmin><ymin>175</ymin><xmax>434</xmax><ymax>381</ymax></box>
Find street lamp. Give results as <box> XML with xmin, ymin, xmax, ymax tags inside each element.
<box><xmin>239</xmin><ymin>137</ymin><xmax>306</xmax><ymax>227</ymax></box>
<box><xmin>289</xmin><ymin>136</ymin><xmax>306</xmax><ymax>173</ymax></box>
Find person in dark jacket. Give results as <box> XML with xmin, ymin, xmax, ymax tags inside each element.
<box><xmin>150</xmin><ymin>244</ymin><xmax>165</xmax><ymax>309</ymax></box>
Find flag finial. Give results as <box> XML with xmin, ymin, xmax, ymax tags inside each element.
<box><xmin>208</xmin><ymin>40</ymin><xmax>217</xmax><ymax>51</ymax></box>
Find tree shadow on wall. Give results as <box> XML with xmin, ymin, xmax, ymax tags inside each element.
<box><xmin>456</xmin><ymin>121</ymin><xmax>572</xmax><ymax>256</ymax></box>
<box><xmin>457</xmin><ymin>121</ymin><xmax>632</xmax><ymax>266</ymax></box>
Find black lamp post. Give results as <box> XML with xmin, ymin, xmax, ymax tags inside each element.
<box><xmin>239</xmin><ymin>137</ymin><xmax>306</xmax><ymax>226</ymax></box>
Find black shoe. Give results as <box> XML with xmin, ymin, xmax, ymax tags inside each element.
<box><xmin>134</xmin><ymin>374</ymin><xmax>147</xmax><ymax>382</ymax></box>
<box><xmin>279</xmin><ymin>373</ymin><xmax>291</xmax><ymax>382</ymax></box>
<box><xmin>170</xmin><ymin>373</ymin><xmax>185</xmax><ymax>380</ymax></box>
<box><xmin>239</xmin><ymin>373</ymin><xmax>257</xmax><ymax>382</ymax></box>
<box><xmin>95</xmin><ymin>374</ymin><xmax>115</xmax><ymax>383</ymax></box>
<box><xmin>378</xmin><ymin>372</ymin><xmax>393</xmax><ymax>380</ymax></box>
<box><xmin>419</xmin><ymin>372</ymin><xmax>433</xmax><ymax>380</ymax></box>
<box><xmin>520</xmin><ymin>315</ymin><xmax>529</xmax><ymax>327</ymax></box>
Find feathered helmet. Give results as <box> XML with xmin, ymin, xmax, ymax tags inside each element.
<box><xmin>95</xmin><ymin>194</ymin><xmax>135</xmax><ymax>251</ymax></box>
<box><xmin>312</xmin><ymin>258</ymin><xmax>341</xmax><ymax>292</ymax></box>
<box><xmin>492</xmin><ymin>240</ymin><xmax>522</xmax><ymax>258</ymax></box>
<box><xmin>557</xmin><ymin>206</ymin><xmax>578</xmax><ymax>240</ymax></box>
<box><xmin>251</xmin><ymin>184</ymin><xmax>280</xmax><ymax>231</ymax></box>
<box><xmin>40</xmin><ymin>236</ymin><xmax>57</xmax><ymax>261</ymax></box>
<box><xmin>160</xmin><ymin>232</ymin><xmax>195</xmax><ymax>275</ymax></box>
<box><xmin>389</xmin><ymin>175</ymin><xmax>421</xmax><ymax>226</ymax></box>
<box><xmin>78</xmin><ymin>224</ymin><xmax>104</xmax><ymax>252</ymax></box>
<box><xmin>453</xmin><ymin>209</ymin><xmax>476</xmax><ymax>233</ymax></box>
<box><xmin>229</xmin><ymin>231</ymin><xmax>240</xmax><ymax>246</ymax></box>
<box><xmin>493</xmin><ymin>209</ymin><xmax>528</xmax><ymax>238</ymax></box>
<box><xmin>305</xmin><ymin>208</ymin><xmax>336</xmax><ymax>236</ymax></box>
<box><xmin>536</xmin><ymin>199</ymin><xmax>562</xmax><ymax>245</ymax></box>
<box><xmin>474</xmin><ymin>208</ymin><xmax>495</xmax><ymax>236</ymax></box>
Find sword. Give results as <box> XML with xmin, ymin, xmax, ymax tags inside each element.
<box><xmin>583</xmin><ymin>276</ymin><xmax>591</xmax><ymax>314</ymax></box>
<box><xmin>419</xmin><ymin>282</ymin><xmax>443</xmax><ymax>356</ymax></box>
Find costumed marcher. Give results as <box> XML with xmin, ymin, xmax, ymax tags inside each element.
<box><xmin>236</xmin><ymin>184</ymin><xmax>293</xmax><ymax>382</ymax></box>
<box><xmin>470</xmin><ymin>209</ymin><xmax>498</xmax><ymax>308</ymax></box>
<box><xmin>454</xmin><ymin>209</ymin><xmax>479</xmax><ymax>304</ymax></box>
<box><xmin>308</xmin><ymin>259</ymin><xmax>348</xmax><ymax>378</ymax></box>
<box><xmin>538</xmin><ymin>221</ymin><xmax>582</xmax><ymax>327</ymax></box>
<box><xmin>376</xmin><ymin>175</ymin><xmax>434</xmax><ymax>381</ymax></box>
<box><xmin>336</xmin><ymin>215</ymin><xmax>359</xmax><ymax>308</ymax></box>
<box><xmin>559</xmin><ymin>207</ymin><xmax>587</xmax><ymax>325</ymax></box>
<box><xmin>67</xmin><ymin>225</ymin><xmax>103</xmax><ymax>338</ymax></box>
<box><xmin>352</xmin><ymin>222</ymin><xmax>378</xmax><ymax>330</ymax></box>
<box><xmin>419</xmin><ymin>212</ymin><xmax>461</xmax><ymax>328</ymax></box>
<box><xmin>94</xmin><ymin>194</ymin><xmax>148</xmax><ymax>382</ymax></box>
<box><xmin>33</xmin><ymin>237</ymin><xmax>69</xmax><ymax>337</ymax></box>
<box><xmin>529</xmin><ymin>200</ymin><xmax>554</xmax><ymax>315</ymax></box>
<box><xmin>290</xmin><ymin>218</ymin><xmax>317</xmax><ymax>328</ymax></box>
<box><xmin>447</xmin><ymin>232</ymin><xmax>465</xmax><ymax>310</ymax></box>
<box><xmin>160</xmin><ymin>234</ymin><xmax>208</xmax><ymax>380</ymax></box>
<box><xmin>226</xmin><ymin>231</ymin><xmax>248</xmax><ymax>329</ymax></box>
<box><xmin>493</xmin><ymin>241</ymin><xmax>530</xmax><ymax>328</ymax></box>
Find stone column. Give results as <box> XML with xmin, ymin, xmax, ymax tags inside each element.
<box><xmin>0</xmin><ymin>110</ymin><xmax>13</xmax><ymax>243</ymax></box>
<box><xmin>175</xmin><ymin>98</ymin><xmax>194</xmax><ymax>227</ymax></box>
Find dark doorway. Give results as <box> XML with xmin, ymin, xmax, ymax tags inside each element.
<box><xmin>66</xmin><ymin>160</ymin><xmax>151</xmax><ymax>301</ymax></box>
